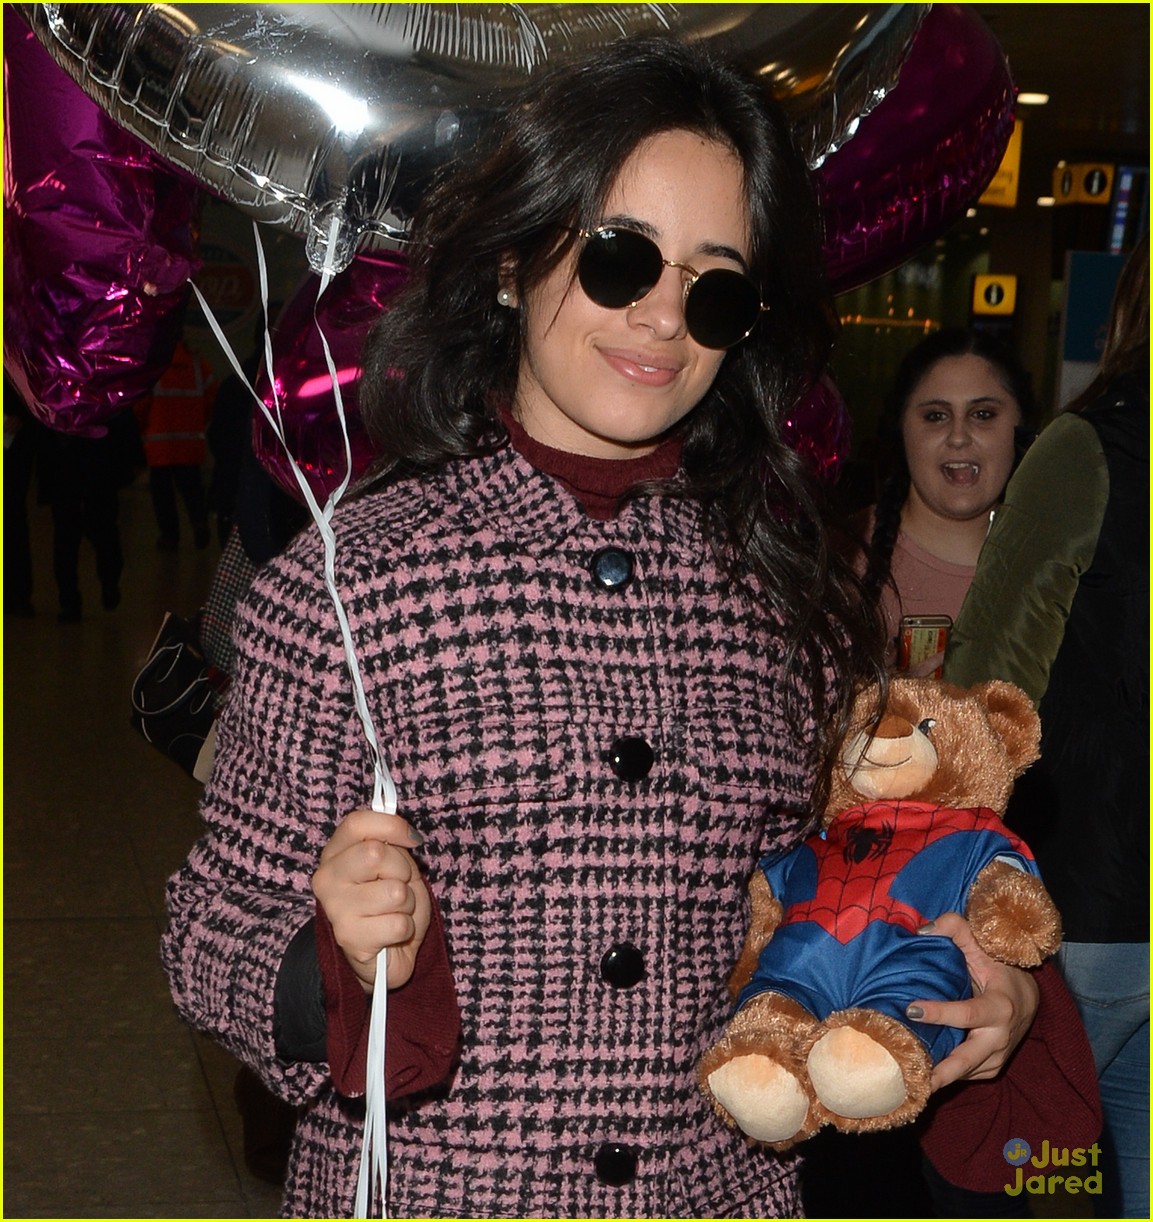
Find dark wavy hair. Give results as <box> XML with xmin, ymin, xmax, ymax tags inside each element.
<box><xmin>861</xmin><ymin>328</ymin><xmax>1036</xmax><ymax>613</ymax></box>
<box><xmin>358</xmin><ymin>35</ymin><xmax>885</xmax><ymax>790</ymax></box>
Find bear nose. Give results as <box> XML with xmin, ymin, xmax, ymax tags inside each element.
<box><xmin>874</xmin><ymin>714</ymin><xmax>914</xmax><ymax>739</ymax></box>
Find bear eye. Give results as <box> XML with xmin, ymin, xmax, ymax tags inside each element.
<box><xmin>917</xmin><ymin>718</ymin><xmax>936</xmax><ymax>736</ymax></box>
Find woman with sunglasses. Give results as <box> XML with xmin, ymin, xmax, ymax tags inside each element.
<box><xmin>163</xmin><ymin>36</ymin><xmax>1037</xmax><ymax>1218</ymax></box>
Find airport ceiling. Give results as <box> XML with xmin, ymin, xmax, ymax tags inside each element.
<box><xmin>975</xmin><ymin>4</ymin><xmax>1150</xmax><ymax>202</ymax></box>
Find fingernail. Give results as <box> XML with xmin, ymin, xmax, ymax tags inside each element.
<box><xmin>408</xmin><ymin>828</ymin><xmax>424</xmax><ymax>847</ymax></box>
<box><xmin>906</xmin><ymin>1004</ymin><xmax>925</xmax><ymax>1020</ymax></box>
<box><xmin>917</xmin><ymin>920</ymin><xmax>936</xmax><ymax>935</ymax></box>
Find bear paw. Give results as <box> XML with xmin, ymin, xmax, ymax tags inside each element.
<box><xmin>807</xmin><ymin>1027</ymin><xmax>906</xmax><ymax>1119</ymax></box>
<box><xmin>706</xmin><ymin>1054</ymin><xmax>810</xmax><ymax>1143</ymax></box>
<box><xmin>967</xmin><ymin>860</ymin><xmax>1063</xmax><ymax>967</ymax></box>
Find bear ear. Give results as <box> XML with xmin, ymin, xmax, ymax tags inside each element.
<box><xmin>977</xmin><ymin>680</ymin><xmax>1041</xmax><ymax>774</ymax></box>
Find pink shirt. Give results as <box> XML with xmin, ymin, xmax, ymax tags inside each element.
<box><xmin>853</xmin><ymin>507</ymin><xmax>976</xmax><ymax>649</ymax></box>
<box><xmin>883</xmin><ymin>528</ymin><xmax>976</xmax><ymax>636</ymax></box>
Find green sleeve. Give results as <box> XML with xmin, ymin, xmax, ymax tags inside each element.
<box><xmin>943</xmin><ymin>412</ymin><xmax>1109</xmax><ymax>705</ymax></box>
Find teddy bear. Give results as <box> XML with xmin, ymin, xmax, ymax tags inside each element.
<box><xmin>699</xmin><ymin>676</ymin><xmax>1062</xmax><ymax>1148</ymax></box>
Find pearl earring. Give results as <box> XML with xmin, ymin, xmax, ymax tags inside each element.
<box><xmin>497</xmin><ymin>287</ymin><xmax>515</xmax><ymax>308</ymax></box>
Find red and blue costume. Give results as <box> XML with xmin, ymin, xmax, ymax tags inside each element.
<box><xmin>738</xmin><ymin>800</ymin><xmax>1040</xmax><ymax>1062</ymax></box>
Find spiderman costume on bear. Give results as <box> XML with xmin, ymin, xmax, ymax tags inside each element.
<box><xmin>699</xmin><ymin>677</ymin><xmax>1063</xmax><ymax>1148</ymax></box>
<box><xmin>739</xmin><ymin>799</ymin><xmax>1040</xmax><ymax>1064</ymax></box>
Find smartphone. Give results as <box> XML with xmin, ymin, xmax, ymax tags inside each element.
<box><xmin>897</xmin><ymin>615</ymin><xmax>952</xmax><ymax>677</ymax></box>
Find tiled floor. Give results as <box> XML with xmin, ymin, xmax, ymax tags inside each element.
<box><xmin>4</xmin><ymin>476</ymin><xmax>285</xmax><ymax>1219</ymax></box>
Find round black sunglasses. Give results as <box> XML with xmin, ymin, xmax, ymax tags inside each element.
<box><xmin>577</xmin><ymin>225</ymin><xmax>768</xmax><ymax>350</ymax></box>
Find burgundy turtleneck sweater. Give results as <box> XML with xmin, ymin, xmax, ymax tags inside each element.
<box><xmin>499</xmin><ymin>407</ymin><xmax>683</xmax><ymax>519</ymax></box>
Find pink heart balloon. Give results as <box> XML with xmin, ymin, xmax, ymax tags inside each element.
<box><xmin>817</xmin><ymin>4</ymin><xmax>1015</xmax><ymax>294</ymax></box>
<box><xmin>782</xmin><ymin>376</ymin><xmax>852</xmax><ymax>484</ymax></box>
<box><xmin>2</xmin><ymin>8</ymin><xmax>200</xmax><ymax>436</ymax></box>
<box><xmin>251</xmin><ymin>252</ymin><xmax>409</xmax><ymax>503</ymax></box>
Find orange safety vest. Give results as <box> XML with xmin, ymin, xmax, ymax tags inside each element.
<box><xmin>136</xmin><ymin>342</ymin><xmax>215</xmax><ymax>467</ymax></box>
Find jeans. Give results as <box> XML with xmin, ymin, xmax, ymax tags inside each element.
<box><xmin>1056</xmin><ymin>940</ymin><xmax>1150</xmax><ymax>1219</ymax></box>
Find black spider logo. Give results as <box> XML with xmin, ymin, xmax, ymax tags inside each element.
<box><xmin>843</xmin><ymin>821</ymin><xmax>895</xmax><ymax>864</ymax></box>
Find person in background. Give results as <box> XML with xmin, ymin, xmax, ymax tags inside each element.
<box><xmin>946</xmin><ymin>235</ymin><xmax>1149</xmax><ymax>1218</ymax></box>
<box><xmin>854</xmin><ymin>328</ymin><xmax>1035</xmax><ymax>675</ymax></box>
<box><xmin>36</xmin><ymin>407</ymin><xmax>138</xmax><ymax>622</ymax></box>
<box><xmin>135</xmin><ymin>335</ymin><xmax>216</xmax><ymax>550</ymax></box>
<box><xmin>4</xmin><ymin>373</ymin><xmax>40</xmax><ymax>617</ymax></box>
<box><xmin>206</xmin><ymin>313</ymin><xmax>283</xmax><ymax>548</ymax></box>
<box><xmin>161</xmin><ymin>36</ymin><xmax>1036</xmax><ymax>1218</ymax></box>
<box><xmin>198</xmin><ymin>412</ymin><xmax>310</xmax><ymax>680</ymax></box>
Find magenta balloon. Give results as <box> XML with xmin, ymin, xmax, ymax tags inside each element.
<box><xmin>818</xmin><ymin>4</ymin><xmax>1015</xmax><ymax>294</ymax></box>
<box><xmin>782</xmin><ymin>376</ymin><xmax>852</xmax><ymax>485</ymax></box>
<box><xmin>2</xmin><ymin>9</ymin><xmax>199</xmax><ymax>436</ymax></box>
<box><xmin>251</xmin><ymin>252</ymin><xmax>409</xmax><ymax>503</ymax></box>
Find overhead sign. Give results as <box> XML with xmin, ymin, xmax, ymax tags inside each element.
<box><xmin>972</xmin><ymin>274</ymin><xmax>1018</xmax><ymax>316</ymax></box>
<box><xmin>1053</xmin><ymin>163</ymin><xmax>1115</xmax><ymax>205</ymax></box>
<box><xmin>979</xmin><ymin>120</ymin><xmax>1022</xmax><ymax>208</ymax></box>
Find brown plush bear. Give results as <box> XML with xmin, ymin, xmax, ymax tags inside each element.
<box><xmin>699</xmin><ymin>677</ymin><xmax>1062</xmax><ymax>1148</ymax></box>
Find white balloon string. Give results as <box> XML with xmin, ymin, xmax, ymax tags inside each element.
<box><xmin>248</xmin><ymin>218</ymin><xmax>395</xmax><ymax>815</ymax></box>
<box><xmin>190</xmin><ymin>224</ymin><xmax>397</xmax><ymax>817</ymax></box>
<box><xmin>355</xmin><ymin>946</ymin><xmax>390</xmax><ymax>1218</ymax></box>
<box><xmin>311</xmin><ymin>217</ymin><xmax>390</xmax><ymax>1221</ymax></box>
<box><xmin>191</xmin><ymin>217</ymin><xmax>395</xmax><ymax>1215</ymax></box>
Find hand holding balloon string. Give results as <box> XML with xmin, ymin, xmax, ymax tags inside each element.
<box><xmin>192</xmin><ymin>218</ymin><xmax>417</xmax><ymax>979</ymax></box>
<box><xmin>314</xmin><ymin>808</ymin><xmax>431</xmax><ymax>991</ymax></box>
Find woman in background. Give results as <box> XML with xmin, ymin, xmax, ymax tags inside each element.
<box><xmin>856</xmin><ymin>328</ymin><xmax>1034</xmax><ymax>674</ymax></box>
<box><xmin>812</xmin><ymin>329</ymin><xmax>1101</xmax><ymax>1220</ymax></box>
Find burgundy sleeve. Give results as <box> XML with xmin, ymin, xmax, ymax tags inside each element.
<box><xmin>316</xmin><ymin>893</ymin><xmax>461</xmax><ymax>1099</ymax></box>
<box><xmin>919</xmin><ymin>960</ymin><xmax>1103</xmax><ymax>1192</ymax></box>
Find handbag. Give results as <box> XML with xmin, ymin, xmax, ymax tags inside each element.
<box><xmin>130</xmin><ymin>612</ymin><xmax>220</xmax><ymax>782</ymax></box>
